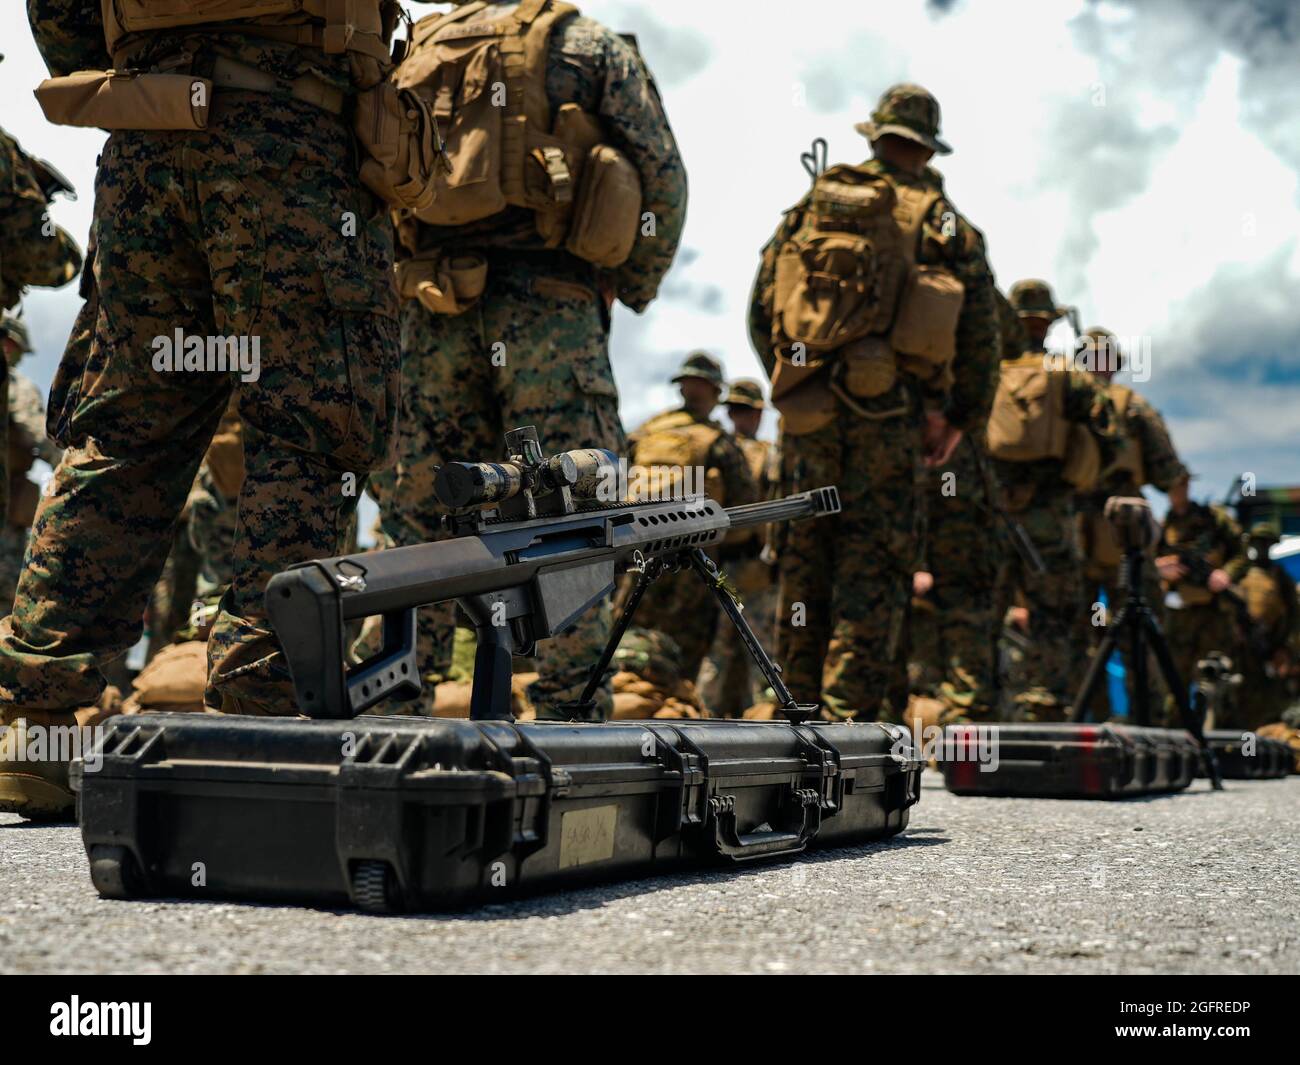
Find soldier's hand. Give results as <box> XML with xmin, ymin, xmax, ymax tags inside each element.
<box><xmin>1156</xmin><ymin>555</ymin><xmax>1187</xmax><ymax>582</ymax></box>
<box><xmin>912</xmin><ymin>571</ymin><xmax>934</xmax><ymax>597</ymax></box>
<box><xmin>1207</xmin><ymin>568</ymin><xmax>1231</xmax><ymax>593</ymax></box>
<box><xmin>1009</xmin><ymin>606</ymin><xmax>1030</xmax><ymax>633</ymax></box>
<box><xmin>922</xmin><ymin>412</ymin><xmax>962</xmax><ymax>468</ymax></box>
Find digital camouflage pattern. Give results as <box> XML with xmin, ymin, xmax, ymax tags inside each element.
<box><xmin>697</xmin><ymin>432</ymin><xmax>778</xmax><ymax>717</ymax></box>
<box><xmin>1159</xmin><ymin>500</ymin><xmax>1244</xmax><ymax>724</ymax></box>
<box><xmin>373</xmin><ymin>258</ymin><xmax>626</xmax><ymax>717</ymax></box>
<box><xmin>375</xmin><ymin>4</ymin><xmax>686</xmax><ymax>719</ymax></box>
<box><xmin>0</xmin><ymin>370</ymin><xmax>62</xmax><ymax>617</ymax></box>
<box><xmin>0</xmin><ymin>90</ymin><xmax>399</xmax><ymax>721</ymax></box>
<box><xmin>621</xmin><ymin>405</ymin><xmax>758</xmax><ymax>685</ymax></box>
<box><xmin>752</xmin><ymin>153</ymin><xmax>1000</xmax><ymax>721</ymax></box>
<box><xmin>992</xmin><ymin>342</ymin><xmax>1116</xmax><ymax>720</ymax></box>
<box><xmin>853</xmin><ymin>83</ymin><xmax>952</xmax><ymax>155</ymax></box>
<box><xmin>910</xmin><ymin>427</ymin><xmax>1002</xmax><ymax>721</ymax></box>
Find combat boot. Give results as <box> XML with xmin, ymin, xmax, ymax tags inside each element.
<box><xmin>0</xmin><ymin>702</ymin><xmax>115</xmax><ymax>822</ymax></box>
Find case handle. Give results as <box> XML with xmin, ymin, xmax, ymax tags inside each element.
<box><xmin>709</xmin><ymin>790</ymin><xmax>821</xmax><ymax>862</ymax></box>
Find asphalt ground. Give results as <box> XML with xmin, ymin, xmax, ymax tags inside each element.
<box><xmin>3</xmin><ymin>772</ymin><xmax>1296</xmax><ymax>975</ymax></box>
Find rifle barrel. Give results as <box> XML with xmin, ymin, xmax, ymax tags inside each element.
<box><xmin>726</xmin><ymin>486</ymin><xmax>840</xmax><ymax>529</ymax></box>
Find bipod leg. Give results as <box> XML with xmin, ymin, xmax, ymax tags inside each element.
<box><xmin>686</xmin><ymin>548</ymin><xmax>816</xmax><ymax>723</ymax></box>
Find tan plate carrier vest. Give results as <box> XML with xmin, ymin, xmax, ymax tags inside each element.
<box><xmin>767</xmin><ymin>166</ymin><xmax>964</xmax><ymax>435</ymax></box>
<box><xmin>630</xmin><ymin>411</ymin><xmax>727</xmax><ymax>505</ymax></box>
<box><xmin>397</xmin><ymin>0</ymin><xmax>642</xmax><ymax>267</ymax></box>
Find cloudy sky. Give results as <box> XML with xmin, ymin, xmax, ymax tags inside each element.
<box><xmin>4</xmin><ymin>0</ymin><xmax>1298</xmax><ymax>509</ymax></box>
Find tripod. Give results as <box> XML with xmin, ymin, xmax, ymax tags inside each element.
<box><xmin>1071</xmin><ymin>545</ymin><xmax>1223</xmax><ymax>789</ymax></box>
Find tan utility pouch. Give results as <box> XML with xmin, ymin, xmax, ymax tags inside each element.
<box><xmin>35</xmin><ymin>70</ymin><xmax>211</xmax><ymax>130</ymax></box>
<box><xmin>354</xmin><ymin>80</ymin><xmax>440</xmax><ymax>213</ymax></box>
<box><xmin>1061</xmin><ymin>423</ymin><xmax>1102</xmax><ymax>490</ymax></box>
<box><xmin>396</xmin><ymin>252</ymin><xmax>488</xmax><ymax>315</ymax></box>
<box><xmin>890</xmin><ymin>265</ymin><xmax>964</xmax><ymax>370</ymax></box>
<box><xmin>565</xmin><ymin>144</ymin><xmax>642</xmax><ymax>268</ymax></box>
<box><xmin>840</xmin><ymin>336</ymin><xmax>897</xmax><ymax>399</ymax></box>
<box><xmin>536</xmin><ymin>103</ymin><xmax>604</xmax><ymax>245</ymax></box>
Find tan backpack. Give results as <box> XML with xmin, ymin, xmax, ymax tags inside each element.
<box><xmin>987</xmin><ymin>354</ymin><xmax>1070</xmax><ymax>463</ymax></box>
<box><xmin>772</xmin><ymin>166</ymin><xmax>909</xmax><ymax>354</ymax></box>
<box><xmin>630</xmin><ymin>411</ymin><xmax>726</xmax><ymax>504</ymax></box>
<box><xmin>768</xmin><ymin>167</ymin><xmax>964</xmax><ymax>430</ymax></box>
<box><xmin>398</xmin><ymin>0</ymin><xmax>642</xmax><ymax>266</ymax></box>
<box><xmin>1101</xmin><ymin>383</ymin><xmax>1147</xmax><ymax>486</ymax></box>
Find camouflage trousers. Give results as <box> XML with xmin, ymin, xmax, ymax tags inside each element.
<box><xmin>0</xmin><ymin>97</ymin><xmax>399</xmax><ymax>715</ymax></box>
<box><xmin>697</xmin><ymin>557</ymin><xmax>776</xmax><ymax>717</ymax></box>
<box><xmin>1164</xmin><ymin>601</ymin><xmax>1241</xmax><ymax>724</ymax></box>
<box><xmin>776</xmin><ymin>409</ymin><xmax>923</xmax><ymax>721</ymax></box>
<box><xmin>372</xmin><ymin>254</ymin><xmax>625</xmax><ymax>719</ymax></box>
<box><xmin>995</xmin><ymin>491</ymin><xmax>1085</xmax><ymax>720</ymax></box>
<box><xmin>910</xmin><ymin>439</ymin><xmax>1001</xmax><ymax>720</ymax></box>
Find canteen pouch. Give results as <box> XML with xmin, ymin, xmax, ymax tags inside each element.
<box><xmin>536</xmin><ymin>103</ymin><xmax>604</xmax><ymax>245</ymax></box>
<box><xmin>354</xmin><ymin>80</ymin><xmax>440</xmax><ymax>213</ymax></box>
<box><xmin>565</xmin><ymin>144</ymin><xmax>642</xmax><ymax>268</ymax></box>
<box><xmin>35</xmin><ymin>70</ymin><xmax>211</xmax><ymax>130</ymax></box>
<box><xmin>890</xmin><ymin>265</ymin><xmax>964</xmax><ymax>373</ymax></box>
<box><xmin>840</xmin><ymin>336</ymin><xmax>897</xmax><ymax>399</ymax></box>
<box><xmin>396</xmin><ymin>253</ymin><xmax>488</xmax><ymax>315</ymax></box>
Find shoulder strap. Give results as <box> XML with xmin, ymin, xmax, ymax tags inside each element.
<box><xmin>892</xmin><ymin>182</ymin><xmax>945</xmax><ymax>267</ymax></box>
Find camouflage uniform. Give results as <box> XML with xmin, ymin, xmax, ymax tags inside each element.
<box><xmin>373</xmin><ymin>1</ymin><xmax>686</xmax><ymax>719</ymax></box>
<box><xmin>0</xmin><ymin>370</ymin><xmax>63</xmax><ymax>617</ymax></box>
<box><xmin>992</xmin><ymin>282</ymin><xmax>1115</xmax><ymax>720</ymax></box>
<box><xmin>1159</xmin><ymin>500</ymin><xmax>1244</xmax><ymax>718</ymax></box>
<box><xmin>1223</xmin><ymin>522</ymin><xmax>1298</xmax><ymax>730</ymax></box>
<box><xmin>2</xmin><ymin>3</ymin><xmax>402</xmax><ymax>814</ymax></box>
<box><xmin>750</xmin><ymin>86</ymin><xmax>1000</xmax><ymax>722</ymax></box>
<box><xmin>622</xmin><ymin>356</ymin><xmax>758</xmax><ymax>684</ymax></box>
<box><xmin>1073</xmin><ymin>329</ymin><xmax>1187</xmax><ymax>721</ymax></box>
<box><xmin>697</xmin><ymin>379</ymin><xmax>779</xmax><ymax>717</ymax></box>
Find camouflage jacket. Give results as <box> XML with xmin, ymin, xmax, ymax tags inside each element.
<box><xmin>630</xmin><ymin>406</ymin><xmax>758</xmax><ymax>509</ymax></box>
<box><xmin>992</xmin><ymin>344</ymin><xmax>1117</xmax><ymax>502</ymax></box>
<box><xmin>408</xmin><ymin>6</ymin><xmax>687</xmax><ymax>313</ymax></box>
<box><xmin>0</xmin><ymin>127</ymin><xmax>82</xmax><ymax>313</ymax></box>
<box><xmin>1160</xmin><ymin>501</ymin><xmax>1243</xmax><ymax>588</ymax></box>
<box><xmin>747</xmin><ymin>158</ymin><xmax>1000</xmax><ymax>432</ymax></box>
<box><xmin>1079</xmin><ymin>382</ymin><xmax>1186</xmax><ymax>512</ymax></box>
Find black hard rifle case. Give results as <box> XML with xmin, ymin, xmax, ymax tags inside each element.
<box><xmin>939</xmin><ymin>723</ymin><xmax>1199</xmax><ymax>799</ymax></box>
<box><xmin>73</xmin><ymin>714</ymin><xmax>922</xmax><ymax>912</ymax></box>
<box><xmin>1197</xmin><ymin>729</ymin><xmax>1292</xmax><ymax>780</ymax></box>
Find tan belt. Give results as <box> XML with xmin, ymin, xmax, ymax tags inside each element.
<box><xmin>210</xmin><ymin>55</ymin><xmax>344</xmax><ymax>115</ymax></box>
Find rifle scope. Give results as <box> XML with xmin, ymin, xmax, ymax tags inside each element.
<box><xmin>434</xmin><ymin>448</ymin><xmax>619</xmax><ymax>510</ymax></box>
